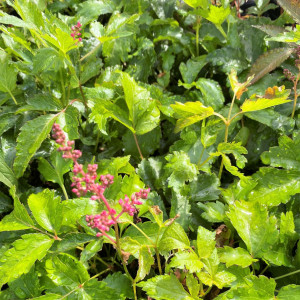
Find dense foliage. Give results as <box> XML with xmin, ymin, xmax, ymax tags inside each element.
<box><xmin>0</xmin><ymin>0</ymin><xmax>300</xmax><ymax>299</ymax></box>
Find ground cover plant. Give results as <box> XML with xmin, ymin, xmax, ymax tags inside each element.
<box><xmin>0</xmin><ymin>0</ymin><xmax>300</xmax><ymax>299</ymax></box>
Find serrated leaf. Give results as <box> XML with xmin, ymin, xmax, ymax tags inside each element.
<box><xmin>0</xmin><ymin>187</ymin><xmax>34</xmax><ymax>232</ymax></box>
<box><xmin>171</xmin><ymin>101</ymin><xmax>214</xmax><ymax>133</ymax></box>
<box><xmin>164</xmin><ymin>151</ymin><xmax>198</xmax><ymax>190</ymax></box>
<box><xmin>215</xmin><ymin>275</ymin><xmax>276</xmax><ymax>300</ymax></box>
<box><xmin>229</xmin><ymin>69</ymin><xmax>253</xmax><ymax>100</ymax></box>
<box><xmin>218</xmin><ymin>142</ymin><xmax>248</xmax><ymax>169</ymax></box>
<box><xmin>103</xmin><ymin>272</ymin><xmax>134</xmax><ymax>299</ymax></box>
<box><xmin>80</xmin><ymin>239</ymin><xmax>103</xmax><ymax>263</ymax></box>
<box><xmin>249</xmin><ymin>168</ymin><xmax>300</xmax><ymax>206</ymax></box>
<box><xmin>277</xmin><ymin>0</ymin><xmax>300</xmax><ymax>23</ymax></box>
<box><xmin>261</xmin><ymin>134</ymin><xmax>300</xmax><ymax>169</ymax></box>
<box><xmin>197</xmin><ymin>226</ymin><xmax>216</xmax><ymax>258</ymax></box>
<box><xmin>138</xmin><ymin>274</ymin><xmax>194</xmax><ymax>300</ymax></box>
<box><xmin>0</xmin><ymin>60</ymin><xmax>18</xmax><ymax>104</ymax></box>
<box><xmin>0</xmin><ymin>150</ymin><xmax>17</xmax><ymax>188</ymax></box>
<box><xmin>28</xmin><ymin>189</ymin><xmax>63</xmax><ymax>234</ymax></box>
<box><xmin>179</xmin><ymin>56</ymin><xmax>207</xmax><ymax>84</ymax></box>
<box><xmin>118</xmin><ymin>72</ymin><xmax>160</xmax><ymax>135</ymax></box>
<box><xmin>248</xmin><ymin>48</ymin><xmax>293</xmax><ymax>84</ymax></box>
<box><xmin>62</xmin><ymin>198</ymin><xmax>101</xmax><ymax>227</ymax></box>
<box><xmin>198</xmin><ymin>201</ymin><xmax>226</xmax><ymax>223</ymax></box>
<box><xmin>45</xmin><ymin>253</ymin><xmax>89</xmax><ymax>287</ymax></box>
<box><xmin>278</xmin><ymin>285</ymin><xmax>300</xmax><ymax>300</ymax></box>
<box><xmin>183</xmin><ymin>0</ymin><xmax>209</xmax><ymax>9</ymax></box>
<box><xmin>8</xmin><ymin>266</ymin><xmax>40</xmax><ymax>299</ymax></box>
<box><xmin>218</xmin><ymin>246</ymin><xmax>257</xmax><ymax>268</ymax></box>
<box><xmin>227</xmin><ymin>200</ymin><xmax>279</xmax><ymax>257</ymax></box>
<box><xmin>0</xmin><ymin>233</ymin><xmax>54</xmax><ymax>287</ymax></box>
<box><xmin>13</xmin><ymin>114</ymin><xmax>57</xmax><ymax>178</ymax></box>
<box><xmin>167</xmin><ymin>251</ymin><xmax>203</xmax><ymax>273</ymax></box>
<box><xmin>186</xmin><ymin>273</ymin><xmax>200</xmax><ymax>298</ymax></box>
<box><xmin>158</xmin><ymin>222</ymin><xmax>190</xmax><ymax>253</ymax></box>
<box><xmin>200</xmin><ymin>5</ymin><xmax>230</xmax><ymax>25</ymax></box>
<box><xmin>136</xmin><ymin>246</ymin><xmax>154</xmax><ymax>282</ymax></box>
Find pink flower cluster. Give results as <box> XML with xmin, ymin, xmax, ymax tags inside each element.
<box><xmin>71</xmin><ymin>21</ymin><xmax>82</xmax><ymax>43</ymax></box>
<box><xmin>52</xmin><ymin>123</ymin><xmax>150</xmax><ymax>242</ymax></box>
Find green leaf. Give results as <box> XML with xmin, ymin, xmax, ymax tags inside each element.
<box><xmin>179</xmin><ymin>56</ymin><xmax>207</xmax><ymax>84</ymax></box>
<box><xmin>0</xmin><ymin>150</ymin><xmax>17</xmax><ymax>188</ymax></box>
<box><xmin>0</xmin><ymin>61</ymin><xmax>17</xmax><ymax>104</ymax></box>
<box><xmin>62</xmin><ymin>198</ymin><xmax>101</xmax><ymax>227</ymax></box>
<box><xmin>198</xmin><ymin>249</ymin><xmax>236</xmax><ymax>289</ymax></box>
<box><xmin>164</xmin><ymin>151</ymin><xmax>198</xmax><ymax>190</ymax></box>
<box><xmin>277</xmin><ymin>0</ymin><xmax>300</xmax><ymax>23</ymax></box>
<box><xmin>45</xmin><ymin>253</ymin><xmax>89</xmax><ymax>287</ymax></box>
<box><xmin>197</xmin><ymin>226</ymin><xmax>216</xmax><ymax>258</ymax></box>
<box><xmin>58</xmin><ymin>105</ymin><xmax>79</xmax><ymax>140</ymax></box>
<box><xmin>200</xmin><ymin>5</ymin><xmax>231</xmax><ymax>25</ymax></box>
<box><xmin>241</xmin><ymin>88</ymin><xmax>291</xmax><ymax>113</ymax></box>
<box><xmin>0</xmin><ymin>112</ymin><xmax>19</xmax><ymax>136</ymax></box>
<box><xmin>138</xmin><ymin>274</ymin><xmax>194</xmax><ymax>300</ymax></box>
<box><xmin>189</xmin><ymin>173</ymin><xmax>220</xmax><ymax>202</ymax></box>
<box><xmin>261</xmin><ymin>134</ymin><xmax>300</xmax><ymax>170</ymax></box>
<box><xmin>218</xmin><ymin>246</ymin><xmax>257</xmax><ymax>268</ymax></box>
<box><xmin>28</xmin><ymin>189</ymin><xmax>63</xmax><ymax>234</ymax></box>
<box><xmin>216</xmin><ymin>275</ymin><xmax>276</xmax><ymax>300</ymax></box>
<box><xmin>33</xmin><ymin>48</ymin><xmax>63</xmax><ymax>74</ymax></box>
<box><xmin>118</xmin><ymin>72</ymin><xmax>160</xmax><ymax>135</ymax></box>
<box><xmin>80</xmin><ymin>240</ymin><xmax>103</xmax><ymax>263</ymax></box>
<box><xmin>0</xmin><ymin>233</ymin><xmax>54</xmax><ymax>287</ymax></box>
<box><xmin>227</xmin><ymin>200</ymin><xmax>278</xmax><ymax>257</ymax></box>
<box><xmin>217</xmin><ymin>142</ymin><xmax>248</xmax><ymax>169</ymax></box>
<box><xmin>278</xmin><ymin>285</ymin><xmax>300</xmax><ymax>300</ymax></box>
<box><xmin>13</xmin><ymin>114</ymin><xmax>57</xmax><ymax>178</ymax></box>
<box><xmin>248</xmin><ymin>48</ymin><xmax>293</xmax><ymax>84</ymax></box>
<box><xmin>171</xmin><ymin>101</ymin><xmax>214</xmax><ymax>133</ymax></box>
<box><xmin>158</xmin><ymin>222</ymin><xmax>190</xmax><ymax>253</ymax></box>
<box><xmin>183</xmin><ymin>0</ymin><xmax>209</xmax><ymax>8</ymax></box>
<box><xmin>8</xmin><ymin>266</ymin><xmax>40</xmax><ymax>299</ymax></box>
<box><xmin>136</xmin><ymin>246</ymin><xmax>155</xmax><ymax>282</ymax></box>
<box><xmin>103</xmin><ymin>272</ymin><xmax>134</xmax><ymax>299</ymax></box>
<box><xmin>198</xmin><ymin>201</ymin><xmax>226</xmax><ymax>223</ymax></box>
<box><xmin>0</xmin><ymin>187</ymin><xmax>34</xmax><ymax>232</ymax></box>
<box><xmin>167</xmin><ymin>251</ymin><xmax>203</xmax><ymax>273</ymax></box>
<box><xmin>249</xmin><ymin>168</ymin><xmax>300</xmax><ymax>206</ymax></box>
<box><xmin>38</xmin><ymin>151</ymin><xmax>72</xmax><ymax>188</ymax></box>
<box><xmin>186</xmin><ymin>273</ymin><xmax>200</xmax><ymax>299</ymax></box>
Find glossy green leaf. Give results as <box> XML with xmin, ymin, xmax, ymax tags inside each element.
<box><xmin>171</xmin><ymin>101</ymin><xmax>214</xmax><ymax>133</ymax></box>
<box><xmin>218</xmin><ymin>246</ymin><xmax>257</xmax><ymax>268</ymax></box>
<box><xmin>249</xmin><ymin>168</ymin><xmax>300</xmax><ymax>206</ymax></box>
<box><xmin>197</xmin><ymin>226</ymin><xmax>216</xmax><ymax>258</ymax></box>
<box><xmin>218</xmin><ymin>142</ymin><xmax>248</xmax><ymax>169</ymax></box>
<box><xmin>14</xmin><ymin>114</ymin><xmax>57</xmax><ymax>178</ymax></box>
<box><xmin>158</xmin><ymin>222</ymin><xmax>190</xmax><ymax>253</ymax></box>
<box><xmin>278</xmin><ymin>285</ymin><xmax>300</xmax><ymax>300</ymax></box>
<box><xmin>45</xmin><ymin>253</ymin><xmax>89</xmax><ymax>287</ymax></box>
<box><xmin>0</xmin><ymin>187</ymin><xmax>34</xmax><ymax>232</ymax></box>
<box><xmin>227</xmin><ymin>200</ymin><xmax>279</xmax><ymax>257</ymax></box>
<box><xmin>136</xmin><ymin>246</ymin><xmax>155</xmax><ymax>282</ymax></box>
<box><xmin>28</xmin><ymin>189</ymin><xmax>63</xmax><ymax>234</ymax></box>
<box><xmin>0</xmin><ymin>234</ymin><xmax>54</xmax><ymax>287</ymax></box>
<box><xmin>0</xmin><ymin>61</ymin><xmax>17</xmax><ymax>104</ymax></box>
<box><xmin>186</xmin><ymin>273</ymin><xmax>200</xmax><ymax>299</ymax></box>
<box><xmin>200</xmin><ymin>5</ymin><xmax>231</xmax><ymax>25</ymax></box>
<box><xmin>138</xmin><ymin>274</ymin><xmax>194</xmax><ymax>300</ymax></box>
<box><xmin>261</xmin><ymin>134</ymin><xmax>300</xmax><ymax>170</ymax></box>
<box><xmin>179</xmin><ymin>56</ymin><xmax>207</xmax><ymax>84</ymax></box>
<box><xmin>167</xmin><ymin>251</ymin><xmax>203</xmax><ymax>273</ymax></box>
<box><xmin>0</xmin><ymin>150</ymin><xmax>17</xmax><ymax>188</ymax></box>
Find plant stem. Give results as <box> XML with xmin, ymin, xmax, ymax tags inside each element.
<box><xmin>274</xmin><ymin>269</ymin><xmax>300</xmax><ymax>281</ymax></box>
<box><xmin>7</xmin><ymin>90</ymin><xmax>18</xmax><ymax>105</ymax></box>
<box><xmin>219</xmin><ymin>93</ymin><xmax>237</xmax><ymax>180</ymax></box>
<box><xmin>113</xmin><ymin>223</ymin><xmax>134</xmax><ymax>282</ymax></box>
<box><xmin>133</xmin><ymin>133</ymin><xmax>144</xmax><ymax>160</ymax></box>
<box><xmin>202</xmin><ymin>286</ymin><xmax>212</xmax><ymax>297</ymax></box>
<box><xmin>155</xmin><ymin>248</ymin><xmax>163</xmax><ymax>275</ymax></box>
<box><xmin>195</xmin><ymin>16</ymin><xmax>201</xmax><ymax>56</ymax></box>
<box><xmin>291</xmin><ymin>73</ymin><xmax>300</xmax><ymax>118</ymax></box>
<box><xmin>60</xmin><ymin>69</ymin><xmax>66</xmax><ymax>107</ymax></box>
<box><xmin>133</xmin><ymin>281</ymin><xmax>138</xmax><ymax>300</ymax></box>
<box><xmin>259</xmin><ymin>265</ymin><xmax>269</xmax><ymax>275</ymax></box>
<box><xmin>60</xmin><ymin>184</ymin><xmax>69</xmax><ymax>201</ymax></box>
